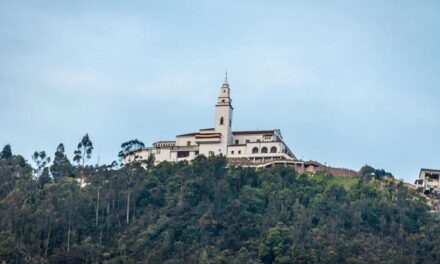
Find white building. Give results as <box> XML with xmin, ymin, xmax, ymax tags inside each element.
<box><xmin>126</xmin><ymin>76</ymin><xmax>297</xmax><ymax>166</ymax></box>
<box><xmin>415</xmin><ymin>168</ymin><xmax>440</xmax><ymax>195</ymax></box>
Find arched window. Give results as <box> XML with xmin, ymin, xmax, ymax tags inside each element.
<box><xmin>220</xmin><ymin>117</ymin><xmax>224</xmax><ymax>125</ymax></box>
<box><xmin>261</xmin><ymin>147</ymin><xmax>268</xmax><ymax>153</ymax></box>
<box><xmin>270</xmin><ymin>146</ymin><xmax>277</xmax><ymax>153</ymax></box>
<box><xmin>252</xmin><ymin>147</ymin><xmax>259</xmax><ymax>154</ymax></box>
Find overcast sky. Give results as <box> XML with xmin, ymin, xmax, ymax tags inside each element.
<box><xmin>1</xmin><ymin>0</ymin><xmax>439</xmax><ymax>182</ymax></box>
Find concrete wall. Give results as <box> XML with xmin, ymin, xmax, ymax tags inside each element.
<box><xmin>124</xmin><ymin>148</ymin><xmax>153</xmax><ymax>163</ymax></box>
<box><xmin>175</xmin><ymin>135</ymin><xmax>197</xmax><ymax>147</ymax></box>
<box><xmin>226</xmin><ymin>145</ymin><xmax>247</xmax><ymax>157</ymax></box>
<box><xmin>199</xmin><ymin>142</ymin><xmax>222</xmax><ymax>156</ymax></box>
<box><xmin>231</xmin><ymin>134</ymin><xmax>273</xmax><ymax>145</ymax></box>
<box><xmin>215</xmin><ymin>105</ymin><xmax>233</xmax><ymax>154</ymax></box>
<box><xmin>227</xmin><ymin>141</ymin><xmax>293</xmax><ymax>161</ymax></box>
<box><xmin>419</xmin><ymin>170</ymin><xmax>440</xmax><ymax>190</ymax></box>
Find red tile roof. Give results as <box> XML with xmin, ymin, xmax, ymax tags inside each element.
<box><xmin>176</xmin><ymin>132</ymin><xmax>198</xmax><ymax>137</ymax></box>
<box><xmin>232</xmin><ymin>130</ymin><xmax>275</xmax><ymax>135</ymax></box>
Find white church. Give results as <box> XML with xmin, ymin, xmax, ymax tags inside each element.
<box><xmin>125</xmin><ymin>76</ymin><xmax>298</xmax><ymax>167</ymax></box>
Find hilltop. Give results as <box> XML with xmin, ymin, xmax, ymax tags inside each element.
<box><xmin>1</xmin><ymin>146</ymin><xmax>439</xmax><ymax>263</ymax></box>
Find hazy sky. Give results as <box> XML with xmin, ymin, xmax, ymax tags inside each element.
<box><xmin>1</xmin><ymin>0</ymin><xmax>439</xmax><ymax>182</ymax></box>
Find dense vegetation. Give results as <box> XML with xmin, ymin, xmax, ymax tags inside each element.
<box><xmin>1</xmin><ymin>138</ymin><xmax>440</xmax><ymax>263</ymax></box>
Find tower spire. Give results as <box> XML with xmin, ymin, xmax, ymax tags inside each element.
<box><xmin>215</xmin><ymin>71</ymin><xmax>233</xmax><ymax>153</ymax></box>
<box><xmin>223</xmin><ymin>70</ymin><xmax>229</xmax><ymax>86</ymax></box>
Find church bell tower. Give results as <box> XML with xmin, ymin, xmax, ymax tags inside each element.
<box><xmin>214</xmin><ymin>74</ymin><xmax>233</xmax><ymax>154</ymax></box>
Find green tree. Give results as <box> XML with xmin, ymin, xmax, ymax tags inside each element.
<box><xmin>50</xmin><ymin>143</ymin><xmax>73</xmax><ymax>182</ymax></box>
<box><xmin>118</xmin><ymin>139</ymin><xmax>145</xmax><ymax>159</ymax></box>
<box><xmin>0</xmin><ymin>152</ymin><xmax>439</xmax><ymax>263</ymax></box>
<box><xmin>359</xmin><ymin>164</ymin><xmax>375</xmax><ymax>176</ymax></box>
<box><xmin>32</xmin><ymin>150</ymin><xmax>50</xmax><ymax>176</ymax></box>
<box><xmin>118</xmin><ymin>140</ymin><xmax>146</xmax><ymax>225</ymax></box>
<box><xmin>73</xmin><ymin>133</ymin><xmax>93</xmax><ymax>166</ymax></box>
<box><xmin>38</xmin><ymin>167</ymin><xmax>52</xmax><ymax>188</ymax></box>
<box><xmin>0</xmin><ymin>144</ymin><xmax>12</xmax><ymax>159</ymax></box>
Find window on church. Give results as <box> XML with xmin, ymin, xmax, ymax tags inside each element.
<box><xmin>246</xmin><ymin>140</ymin><xmax>250</xmax><ymax>143</ymax></box>
<box><xmin>238</xmin><ymin>150</ymin><xmax>241</xmax><ymax>154</ymax></box>
<box><xmin>177</xmin><ymin>151</ymin><xmax>189</xmax><ymax>158</ymax></box>
<box><xmin>261</xmin><ymin>147</ymin><xmax>268</xmax><ymax>153</ymax></box>
<box><xmin>220</xmin><ymin>117</ymin><xmax>224</xmax><ymax>125</ymax></box>
<box><xmin>187</xmin><ymin>141</ymin><xmax>191</xmax><ymax>146</ymax></box>
<box><xmin>270</xmin><ymin>147</ymin><xmax>277</xmax><ymax>153</ymax></box>
<box><xmin>235</xmin><ymin>140</ymin><xmax>239</xmax><ymax>145</ymax></box>
<box><xmin>257</xmin><ymin>139</ymin><xmax>261</xmax><ymax>143</ymax></box>
<box><xmin>229</xmin><ymin>119</ymin><xmax>232</xmax><ymax>127</ymax></box>
<box><xmin>222</xmin><ymin>99</ymin><xmax>225</xmax><ymax>102</ymax></box>
<box><xmin>231</xmin><ymin>150</ymin><xmax>234</xmax><ymax>154</ymax></box>
<box><xmin>252</xmin><ymin>147</ymin><xmax>258</xmax><ymax>154</ymax></box>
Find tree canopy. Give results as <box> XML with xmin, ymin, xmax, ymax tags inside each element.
<box><xmin>0</xmin><ymin>144</ymin><xmax>439</xmax><ymax>263</ymax></box>
<box><xmin>73</xmin><ymin>133</ymin><xmax>94</xmax><ymax>166</ymax></box>
<box><xmin>0</xmin><ymin>144</ymin><xmax>12</xmax><ymax>159</ymax></box>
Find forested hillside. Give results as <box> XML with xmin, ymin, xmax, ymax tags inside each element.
<box><xmin>1</xmin><ymin>142</ymin><xmax>439</xmax><ymax>263</ymax></box>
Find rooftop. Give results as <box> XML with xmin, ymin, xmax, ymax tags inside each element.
<box><xmin>232</xmin><ymin>130</ymin><xmax>276</xmax><ymax>135</ymax></box>
<box><xmin>421</xmin><ymin>168</ymin><xmax>440</xmax><ymax>173</ymax></box>
<box><xmin>176</xmin><ymin>132</ymin><xmax>199</xmax><ymax>137</ymax></box>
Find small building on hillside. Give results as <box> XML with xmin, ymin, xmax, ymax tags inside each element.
<box><xmin>415</xmin><ymin>168</ymin><xmax>440</xmax><ymax>195</ymax></box>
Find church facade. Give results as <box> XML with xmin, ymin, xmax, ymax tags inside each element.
<box><xmin>125</xmin><ymin>76</ymin><xmax>297</xmax><ymax>166</ymax></box>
